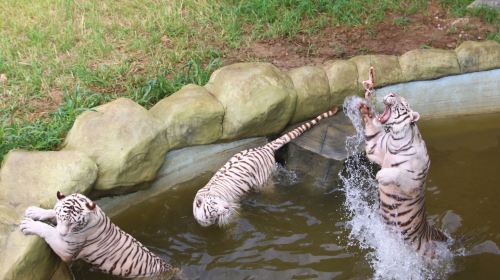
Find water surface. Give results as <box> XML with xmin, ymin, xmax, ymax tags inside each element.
<box><xmin>73</xmin><ymin>112</ymin><xmax>500</xmax><ymax>279</ymax></box>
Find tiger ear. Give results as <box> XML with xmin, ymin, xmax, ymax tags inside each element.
<box><xmin>57</xmin><ymin>191</ymin><xmax>65</xmax><ymax>200</ymax></box>
<box><xmin>411</xmin><ymin>111</ymin><xmax>420</xmax><ymax>123</ymax></box>
<box><xmin>86</xmin><ymin>202</ymin><xmax>96</xmax><ymax>210</ymax></box>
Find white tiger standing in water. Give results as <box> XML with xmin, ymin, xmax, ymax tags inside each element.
<box><xmin>193</xmin><ymin>107</ymin><xmax>339</xmax><ymax>227</ymax></box>
<box><xmin>20</xmin><ymin>192</ymin><xmax>178</xmax><ymax>278</ymax></box>
<box><xmin>358</xmin><ymin>68</ymin><xmax>447</xmax><ymax>258</ymax></box>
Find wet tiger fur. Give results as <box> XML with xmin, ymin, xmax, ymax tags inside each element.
<box><xmin>359</xmin><ymin>91</ymin><xmax>447</xmax><ymax>257</ymax></box>
<box><xmin>193</xmin><ymin>107</ymin><xmax>339</xmax><ymax>227</ymax></box>
<box><xmin>20</xmin><ymin>192</ymin><xmax>178</xmax><ymax>278</ymax></box>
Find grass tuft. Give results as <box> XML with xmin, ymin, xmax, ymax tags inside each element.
<box><xmin>0</xmin><ymin>0</ymin><xmax>498</xmax><ymax>162</ymax></box>
<box><xmin>0</xmin><ymin>57</ymin><xmax>220</xmax><ymax>162</ymax></box>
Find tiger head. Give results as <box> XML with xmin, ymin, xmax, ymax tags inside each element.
<box><xmin>192</xmin><ymin>193</ymin><xmax>239</xmax><ymax>227</ymax></box>
<box><xmin>378</xmin><ymin>92</ymin><xmax>420</xmax><ymax>132</ymax></box>
<box><xmin>54</xmin><ymin>192</ymin><xmax>98</xmax><ymax>236</ymax></box>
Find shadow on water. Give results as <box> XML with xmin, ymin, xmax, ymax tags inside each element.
<box><xmin>73</xmin><ymin>105</ymin><xmax>500</xmax><ymax>279</ymax></box>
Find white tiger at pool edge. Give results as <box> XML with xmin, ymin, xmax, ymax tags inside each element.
<box><xmin>358</xmin><ymin>67</ymin><xmax>447</xmax><ymax>258</ymax></box>
<box><xmin>20</xmin><ymin>192</ymin><xmax>179</xmax><ymax>278</ymax></box>
<box><xmin>193</xmin><ymin>107</ymin><xmax>339</xmax><ymax>227</ymax></box>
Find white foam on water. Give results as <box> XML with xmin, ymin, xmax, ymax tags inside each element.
<box><xmin>340</xmin><ymin>95</ymin><xmax>455</xmax><ymax>280</ymax></box>
<box><xmin>273</xmin><ymin>163</ymin><xmax>299</xmax><ymax>186</ymax></box>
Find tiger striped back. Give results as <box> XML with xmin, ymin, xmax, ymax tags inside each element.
<box><xmin>193</xmin><ymin>107</ymin><xmax>339</xmax><ymax>227</ymax></box>
<box><xmin>21</xmin><ymin>193</ymin><xmax>178</xmax><ymax>278</ymax></box>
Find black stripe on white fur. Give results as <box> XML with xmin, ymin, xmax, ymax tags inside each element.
<box><xmin>193</xmin><ymin>107</ymin><xmax>338</xmax><ymax>227</ymax></box>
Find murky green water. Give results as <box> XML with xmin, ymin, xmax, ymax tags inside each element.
<box><xmin>74</xmin><ymin>113</ymin><xmax>500</xmax><ymax>279</ymax></box>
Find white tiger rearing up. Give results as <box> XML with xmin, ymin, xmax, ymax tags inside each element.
<box><xmin>193</xmin><ymin>107</ymin><xmax>339</xmax><ymax>227</ymax></box>
<box><xmin>20</xmin><ymin>192</ymin><xmax>178</xmax><ymax>278</ymax></box>
<box><xmin>358</xmin><ymin>68</ymin><xmax>447</xmax><ymax>258</ymax></box>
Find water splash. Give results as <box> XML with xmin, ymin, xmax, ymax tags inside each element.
<box><xmin>273</xmin><ymin>163</ymin><xmax>299</xmax><ymax>186</ymax></box>
<box><xmin>340</xmin><ymin>95</ymin><xmax>454</xmax><ymax>280</ymax></box>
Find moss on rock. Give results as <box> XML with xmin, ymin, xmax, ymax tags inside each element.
<box><xmin>63</xmin><ymin>98</ymin><xmax>166</xmax><ymax>192</ymax></box>
<box><xmin>455</xmin><ymin>40</ymin><xmax>500</xmax><ymax>73</ymax></box>
<box><xmin>150</xmin><ymin>84</ymin><xmax>224</xmax><ymax>149</ymax></box>
<box><xmin>323</xmin><ymin>60</ymin><xmax>359</xmax><ymax>105</ymax></box>
<box><xmin>288</xmin><ymin>66</ymin><xmax>331</xmax><ymax>123</ymax></box>
<box><xmin>205</xmin><ymin>62</ymin><xmax>297</xmax><ymax>140</ymax></box>
<box><xmin>399</xmin><ymin>49</ymin><xmax>460</xmax><ymax>81</ymax></box>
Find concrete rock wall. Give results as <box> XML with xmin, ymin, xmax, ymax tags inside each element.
<box><xmin>1</xmin><ymin>40</ymin><xmax>500</xmax><ymax>279</ymax></box>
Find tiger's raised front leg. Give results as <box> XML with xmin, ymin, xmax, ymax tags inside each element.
<box><xmin>24</xmin><ymin>206</ymin><xmax>57</xmax><ymax>224</ymax></box>
<box><xmin>20</xmin><ymin>218</ymin><xmax>73</xmax><ymax>262</ymax></box>
<box><xmin>376</xmin><ymin>167</ymin><xmax>421</xmax><ymax>195</ymax></box>
<box><xmin>359</xmin><ymin>103</ymin><xmax>385</xmax><ymax>165</ymax></box>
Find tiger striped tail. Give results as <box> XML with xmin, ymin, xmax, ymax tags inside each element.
<box><xmin>266</xmin><ymin>107</ymin><xmax>339</xmax><ymax>151</ymax></box>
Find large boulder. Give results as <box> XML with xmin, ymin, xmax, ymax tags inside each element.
<box><xmin>350</xmin><ymin>55</ymin><xmax>403</xmax><ymax>88</ymax></box>
<box><xmin>455</xmin><ymin>40</ymin><xmax>500</xmax><ymax>73</ymax></box>
<box><xmin>281</xmin><ymin>112</ymin><xmax>357</xmax><ymax>187</ymax></box>
<box><xmin>287</xmin><ymin>66</ymin><xmax>331</xmax><ymax>123</ymax></box>
<box><xmin>399</xmin><ymin>49</ymin><xmax>460</xmax><ymax>81</ymax></box>
<box><xmin>0</xmin><ymin>150</ymin><xmax>97</xmax><ymax>280</ymax></box>
<box><xmin>323</xmin><ymin>60</ymin><xmax>359</xmax><ymax>105</ymax></box>
<box><xmin>205</xmin><ymin>62</ymin><xmax>297</xmax><ymax>140</ymax></box>
<box><xmin>150</xmin><ymin>84</ymin><xmax>224</xmax><ymax>150</ymax></box>
<box><xmin>0</xmin><ymin>150</ymin><xmax>97</xmax><ymax>212</ymax></box>
<box><xmin>63</xmin><ymin>98</ymin><xmax>166</xmax><ymax>192</ymax></box>
<box><xmin>468</xmin><ymin>0</ymin><xmax>500</xmax><ymax>8</ymax></box>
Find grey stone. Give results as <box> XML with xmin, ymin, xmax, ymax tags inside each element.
<box><xmin>63</xmin><ymin>98</ymin><xmax>167</xmax><ymax>192</ymax></box>
<box><xmin>374</xmin><ymin>69</ymin><xmax>500</xmax><ymax>118</ymax></box>
<box><xmin>280</xmin><ymin>112</ymin><xmax>357</xmax><ymax>187</ymax></box>
<box><xmin>50</xmin><ymin>262</ymin><xmax>73</xmax><ymax>280</ymax></box>
<box><xmin>350</xmin><ymin>55</ymin><xmax>403</xmax><ymax>88</ymax></box>
<box><xmin>455</xmin><ymin>40</ymin><xmax>500</xmax><ymax>73</ymax></box>
<box><xmin>0</xmin><ymin>150</ymin><xmax>97</xmax><ymax>211</ymax></box>
<box><xmin>399</xmin><ymin>49</ymin><xmax>460</xmax><ymax>81</ymax></box>
<box><xmin>323</xmin><ymin>60</ymin><xmax>360</xmax><ymax>105</ymax></box>
<box><xmin>287</xmin><ymin>66</ymin><xmax>331</xmax><ymax>123</ymax></box>
<box><xmin>150</xmin><ymin>84</ymin><xmax>224</xmax><ymax>149</ymax></box>
<box><xmin>468</xmin><ymin>0</ymin><xmax>500</xmax><ymax>9</ymax></box>
<box><xmin>205</xmin><ymin>62</ymin><xmax>297</xmax><ymax>140</ymax></box>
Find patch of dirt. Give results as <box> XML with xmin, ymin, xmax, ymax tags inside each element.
<box><xmin>24</xmin><ymin>90</ymin><xmax>64</xmax><ymax>122</ymax></box>
<box><xmin>225</xmin><ymin>1</ymin><xmax>498</xmax><ymax>68</ymax></box>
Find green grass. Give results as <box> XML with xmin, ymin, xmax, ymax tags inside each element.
<box><xmin>0</xmin><ymin>0</ymin><xmax>498</xmax><ymax>162</ymax></box>
<box><xmin>439</xmin><ymin>0</ymin><xmax>500</xmax><ymax>44</ymax></box>
<box><xmin>393</xmin><ymin>16</ymin><xmax>411</xmax><ymax>26</ymax></box>
<box><xmin>0</xmin><ymin>57</ymin><xmax>219</xmax><ymax>161</ymax></box>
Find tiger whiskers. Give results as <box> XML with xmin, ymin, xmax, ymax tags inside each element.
<box><xmin>218</xmin><ymin>202</ymin><xmax>241</xmax><ymax>227</ymax></box>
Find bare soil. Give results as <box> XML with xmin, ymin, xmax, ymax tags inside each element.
<box><xmin>226</xmin><ymin>2</ymin><xmax>498</xmax><ymax>68</ymax></box>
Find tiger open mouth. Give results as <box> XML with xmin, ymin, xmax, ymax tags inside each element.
<box><xmin>378</xmin><ymin>104</ymin><xmax>391</xmax><ymax>124</ymax></box>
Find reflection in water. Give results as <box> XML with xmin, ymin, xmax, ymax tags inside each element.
<box><xmin>73</xmin><ymin>111</ymin><xmax>500</xmax><ymax>280</ymax></box>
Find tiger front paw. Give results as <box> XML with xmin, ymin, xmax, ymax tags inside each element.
<box><xmin>358</xmin><ymin>103</ymin><xmax>372</xmax><ymax>120</ymax></box>
<box><xmin>376</xmin><ymin>168</ymin><xmax>399</xmax><ymax>186</ymax></box>
<box><xmin>24</xmin><ymin>206</ymin><xmax>52</xmax><ymax>221</ymax></box>
<box><xmin>20</xmin><ymin>218</ymin><xmax>44</xmax><ymax>236</ymax></box>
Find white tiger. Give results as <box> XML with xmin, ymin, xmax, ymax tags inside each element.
<box><xmin>358</xmin><ymin>68</ymin><xmax>447</xmax><ymax>257</ymax></box>
<box><xmin>20</xmin><ymin>192</ymin><xmax>179</xmax><ymax>278</ymax></box>
<box><xmin>193</xmin><ymin>107</ymin><xmax>339</xmax><ymax>227</ymax></box>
